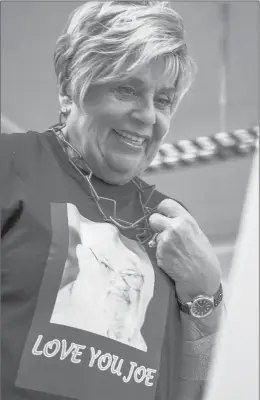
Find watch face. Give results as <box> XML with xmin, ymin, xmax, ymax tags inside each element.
<box><xmin>190</xmin><ymin>297</ymin><xmax>214</xmax><ymax>318</ymax></box>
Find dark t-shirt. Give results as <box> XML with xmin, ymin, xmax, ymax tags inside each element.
<box><xmin>0</xmin><ymin>130</ymin><xmax>184</xmax><ymax>400</ymax></box>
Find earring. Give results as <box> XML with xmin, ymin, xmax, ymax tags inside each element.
<box><xmin>59</xmin><ymin>106</ymin><xmax>71</xmax><ymax>125</ymax></box>
<box><xmin>61</xmin><ymin>106</ymin><xmax>70</xmax><ymax>114</ymax></box>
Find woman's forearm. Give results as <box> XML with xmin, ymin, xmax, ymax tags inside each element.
<box><xmin>181</xmin><ymin>303</ymin><xmax>224</xmax><ymax>340</ymax></box>
<box><xmin>177</xmin><ymin>304</ymin><xmax>224</xmax><ymax>400</ymax></box>
<box><xmin>177</xmin><ymin>378</ymin><xmax>206</xmax><ymax>400</ymax></box>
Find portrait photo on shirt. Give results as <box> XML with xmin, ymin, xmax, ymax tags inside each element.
<box><xmin>50</xmin><ymin>203</ymin><xmax>155</xmax><ymax>352</ymax></box>
<box><xmin>14</xmin><ymin>202</ymin><xmax>170</xmax><ymax>400</ymax></box>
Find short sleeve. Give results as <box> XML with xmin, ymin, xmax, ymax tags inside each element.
<box><xmin>0</xmin><ymin>133</ymin><xmax>26</xmax><ymax>236</ymax></box>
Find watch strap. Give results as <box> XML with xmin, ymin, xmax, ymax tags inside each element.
<box><xmin>214</xmin><ymin>282</ymin><xmax>223</xmax><ymax>308</ymax></box>
<box><xmin>178</xmin><ymin>300</ymin><xmax>190</xmax><ymax>314</ymax></box>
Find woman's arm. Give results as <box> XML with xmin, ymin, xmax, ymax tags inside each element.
<box><xmin>177</xmin><ymin>301</ymin><xmax>224</xmax><ymax>400</ymax></box>
<box><xmin>148</xmin><ymin>198</ymin><xmax>225</xmax><ymax>400</ymax></box>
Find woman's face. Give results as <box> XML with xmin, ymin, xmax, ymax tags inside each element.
<box><xmin>63</xmin><ymin>58</ymin><xmax>175</xmax><ymax>184</ymax></box>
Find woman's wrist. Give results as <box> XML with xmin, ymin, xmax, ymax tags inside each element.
<box><xmin>180</xmin><ymin>303</ymin><xmax>223</xmax><ymax>339</ymax></box>
<box><xmin>175</xmin><ymin>271</ymin><xmax>223</xmax><ymax>334</ymax></box>
<box><xmin>175</xmin><ymin>272</ymin><xmax>222</xmax><ymax>304</ymax></box>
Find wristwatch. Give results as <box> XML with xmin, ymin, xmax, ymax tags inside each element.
<box><xmin>176</xmin><ymin>283</ymin><xmax>223</xmax><ymax>318</ymax></box>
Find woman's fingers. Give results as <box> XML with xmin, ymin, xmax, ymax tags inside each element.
<box><xmin>157</xmin><ymin>199</ymin><xmax>190</xmax><ymax>219</ymax></box>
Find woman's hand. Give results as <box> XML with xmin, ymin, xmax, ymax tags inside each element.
<box><xmin>148</xmin><ymin>199</ymin><xmax>222</xmax><ymax>303</ymax></box>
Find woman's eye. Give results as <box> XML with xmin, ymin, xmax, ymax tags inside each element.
<box><xmin>116</xmin><ymin>86</ymin><xmax>137</xmax><ymax>97</ymax></box>
<box><xmin>155</xmin><ymin>96</ymin><xmax>173</xmax><ymax>108</ymax></box>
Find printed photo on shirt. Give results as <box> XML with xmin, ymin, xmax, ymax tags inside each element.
<box><xmin>50</xmin><ymin>203</ymin><xmax>155</xmax><ymax>352</ymax></box>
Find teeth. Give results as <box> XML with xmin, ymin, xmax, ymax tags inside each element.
<box><xmin>114</xmin><ymin>130</ymin><xmax>145</xmax><ymax>145</ymax></box>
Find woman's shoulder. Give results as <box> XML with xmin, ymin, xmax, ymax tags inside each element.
<box><xmin>0</xmin><ymin>131</ymin><xmax>43</xmax><ymax>164</ymax></box>
<box><xmin>0</xmin><ymin>130</ymin><xmax>54</xmax><ymax>177</ymax></box>
<box><xmin>0</xmin><ymin>131</ymin><xmax>36</xmax><ymax>182</ymax></box>
<box><xmin>1</xmin><ymin>130</ymin><xmax>46</xmax><ymax>154</ymax></box>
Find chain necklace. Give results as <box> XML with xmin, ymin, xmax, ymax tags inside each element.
<box><xmin>48</xmin><ymin>124</ymin><xmax>158</xmax><ymax>245</ymax></box>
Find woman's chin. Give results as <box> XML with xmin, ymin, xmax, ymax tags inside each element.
<box><xmin>99</xmin><ymin>169</ymin><xmax>135</xmax><ymax>185</ymax></box>
<box><xmin>100</xmin><ymin>156</ymin><xmax>143</xmax><ymax>183</ymax></box>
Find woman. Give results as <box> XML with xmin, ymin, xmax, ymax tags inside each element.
<box><xmin>0</xmin><ymin>2</ymin><xmax>224</xmax><ymax>400</ymax></box>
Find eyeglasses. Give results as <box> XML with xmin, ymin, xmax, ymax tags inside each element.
<box><xmin>50</xmin><ymin>124</ymin><xmax>158</xmax><ymax>245</ymax></box>
<box><xmin>89</xmin><ymin>248</ymin><xmax>144</xmax><ymax>291</ymax></box>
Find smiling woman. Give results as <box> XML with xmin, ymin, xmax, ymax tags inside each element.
<box><xmin>61</xmin><ymin>59</ymin><xmax>183</xmax><ymax>184</ymax></box>
<box><xmin>1</xmin><ymin>2</ymin><xmax>224</xmax><ymax>400</ymax></box>
<box><xmin>55</xmin><ymin>1</ymin><xmax>194</xmax><ymax>184</ymax></box>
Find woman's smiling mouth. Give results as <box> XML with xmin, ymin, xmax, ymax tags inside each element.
<box><xmin>113</xmin><ymin>129</ymin><xmax>146</xmax><ymax>147</ymax></box>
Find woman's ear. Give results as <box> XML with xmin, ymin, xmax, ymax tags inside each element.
<box><xmin>59</xmin><ymin>95</ymin><xmax>72</xmax><ymax>110</ymax></box>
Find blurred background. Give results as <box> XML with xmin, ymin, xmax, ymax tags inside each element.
<box><xmin>1</xmin><ymin>1</ymin><xmax>259</xmax><ymax>283</ymax></box>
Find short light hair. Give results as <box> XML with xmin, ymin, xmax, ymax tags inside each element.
<box><xmin>54</xmin><ymin>1</ymin><xmax>195</xmax><ymax>112</ymax></box>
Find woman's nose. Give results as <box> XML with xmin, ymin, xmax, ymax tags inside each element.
<box><xmin>131</xmin><ymin>96</ymin><xmax>156</xmax><ymax>126</ymax></box>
